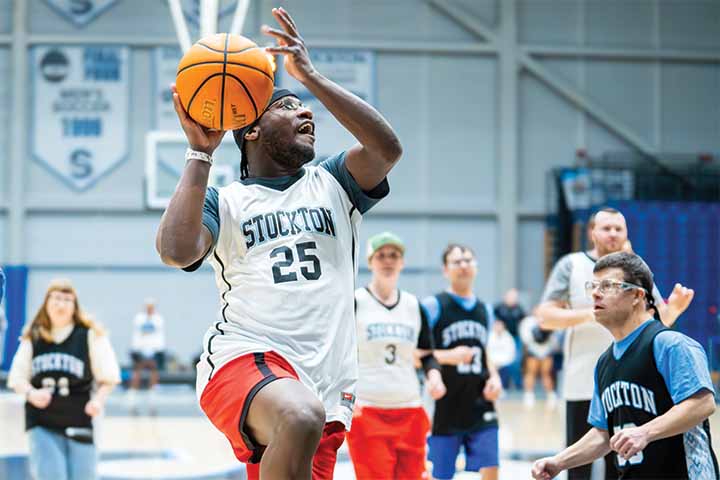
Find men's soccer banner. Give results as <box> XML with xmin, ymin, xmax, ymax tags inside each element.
<box><xmin>278</xmin><ymin>49</ymin><xmax>376</xmax><ymax>161</ymax></box>
<box><xmin>32</xmin><ymin>45</ymin><xmax>129</xmax><ymax>191</ymax></box>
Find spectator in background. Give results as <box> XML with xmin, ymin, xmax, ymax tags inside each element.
<box><xmin>487</xmin><ymin>320</ymin><xmax>516</xmax><ymax>392</ymax></box>
<box><xmin>7</xmin><ymin>278</ymin><xmax>120</xmax><ymax>480</ymax></box>
<box><xmin>128</xmin><ymin>298</ymin><xmax>165</xmax><ymax>415</ymax></box>
<box><xmin>518</xmin><ymin>315</ymin><xmax>559</xmax><ymax>409</ymax></box>
<box><xmin>493</xmin><ymin>288</ymin><xmax>524</xmax><ymax>390</ymax></box>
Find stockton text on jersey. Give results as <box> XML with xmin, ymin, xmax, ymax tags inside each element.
<box><xmin>441</xmin><ymin>320</ymin><xmax>488</xmax><ymax>348</ymax></box>
<box><xmin>32</xmin><ymin>353</ymin><xmax>85</xmax><ymax>378</ymax></box>
<box><xmin>600</xmin><ymin>380</ymin><xmax>657</xmax><ymax>416</ymax></box>
<box><xmin>242</xmin><ymin>206</ymin><xmax>337</xmax><ymax>250</ymax></box>
<box><xmin>366</xmin><ymin>323</ymin><xmax>415</xmax><ymax>342</ymax></box>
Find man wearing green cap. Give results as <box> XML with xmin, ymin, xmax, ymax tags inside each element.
<box><xmin>156</xmin><ymin>7</ymin><xmax>402</xmax><ymax>480</ymax></box>
<box><xmin>347</xmin><ymin>232</ymin><xmax>446</xmax><ymax>480</ymax></box>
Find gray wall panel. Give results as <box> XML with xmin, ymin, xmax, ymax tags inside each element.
<box><xmin>659</xmin><ymin>0</ymin><xmax>720</xmax><ymax>49</ymax></box>
<box><xmin>585</xmin><ymin>61</ymin><xmax>655</xmax><ymax>145</ymax></box>
<box><xmin>26</xmin><ymin>213</ymin><xmax>163</xmax><ymax>265</ymax></box>
<box><xmin>519</xmin><ymin>73</ymin><xmax>578</xmax><ymax>210</ymax></box>
<box><xmin>0</xmin><ymin>48</ymin><xmax>8</xmax><ymax>199</ymax></box>
<box><xmin>518</xmin><ymin>219</ymin><xmax>546</xmax><ymax>305</ymax></box>
<box><xmin>585</xmin><ymin>1</ymin><xmax>655</xmax><ymax>48</ymax></box>
<box><xmin>0</xmin><ymin>0</ymin><xmax>10</xmax><ymax>33</ymax></box>
<box><xmin>261</xmin><ymin>0</ymin><xmax>476</xmax><ymax>43</ymax></box>
<box><xmin>427</xmin><ymin>57</ymin><xmax>497</xmax><ymax>210</ymax></box>
<box><xmin>661</xmin><ymin>64</ymin><xmax>720</xmax><ymax>152</ymax></box>
<box><xmin>518</xmin><ymin>0</ymin><xmax>581</xmax><ymax>45</ymax></box>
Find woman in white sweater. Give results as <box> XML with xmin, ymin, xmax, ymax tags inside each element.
<box><xmin>7</xmin><ymin>278</ymin><xmax>121</xmax><ymax>480</ymax></box>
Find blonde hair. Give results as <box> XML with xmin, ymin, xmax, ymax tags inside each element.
<box><xmin>21</xmin><ymin>278</ymin><xmax>104</xmax><ymax>342</ymax></box>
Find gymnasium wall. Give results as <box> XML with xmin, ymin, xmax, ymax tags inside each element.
<box><xmin>1</xmin><ymin>0</ymin><xmax>719</xmax><ymax>364</ymax></box>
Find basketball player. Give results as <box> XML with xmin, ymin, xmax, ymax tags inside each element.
<box><xmin>347</xmin><ymin>232</ymin><xmax>446</xmax><ymax>480</ymax></box>
<box><xmin>156</xmin><ymin>7</ymin><xmax>402</xmax><ymax>480</ymax></box>
<box><xmin>422</xmin><ymin>244</ymin><xmax>503</xmax><ymax>480</ymax></box>
<box><xmin>7</xmin><ymin>279</ymin><xmax>121</xmax><ymax>480</ymax></box>
<box><xmin>532</xmin><ymin>252</ymin><xmax>718</xmax><ymax>480</ymax></box>
<box><xmin>535</xmin><ymin>207</ymin><xmax>694</xmax><ymax>479</ymax></box>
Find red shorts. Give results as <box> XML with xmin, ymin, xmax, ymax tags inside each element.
<box><xmin>346</xmin><ymin>405</ymin><xmax>431</xmax><ymax>480</ymax></box>
<box><xmin>199</xmin><ymin>351</ymin><xmax>346</xmax><ymax>480</ymax></box>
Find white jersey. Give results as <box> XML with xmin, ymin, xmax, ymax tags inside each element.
<box><xmin>563</xmin><ymin>252</ymin><xmax>613</xmax><ymax>400</ymax></box>
<box><xmin>354</xmin><ymin>288</ymin><xmax>429</xmax><ymax>408</ymax></box>
<box><xmin>193</xmin><ymin>154</ymin><xmax>387</xmax><ymax>429</ymax></box>
<box><xmin>131</xmin><ymin>313</ymin><xmax>165</xmax><ymax>356</ymax></box>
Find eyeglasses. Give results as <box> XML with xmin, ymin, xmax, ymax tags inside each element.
<box><xmin>272</xmin><ymin>98</ymin><xmax>306</xmax><ymax>111</ymax></box>
<box><xmin>374</xmin><ymin>251</ymin><xmax>402</xmax><ymax>261</ymax></box>
<box><xmin>447</xmin><ymin>258</ymin><xmax>477</xmax><ymax>268</ymax></box>
<box><xmin>584</xmin><ymin>279</ymin><xmax>645</xmax><ymax>297</ymax></box>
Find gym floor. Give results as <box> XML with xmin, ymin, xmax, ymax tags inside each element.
<box><xmin>0</xmin><ymin>387</ymin><xmax>717</xmax><ymax>479</ymax></box>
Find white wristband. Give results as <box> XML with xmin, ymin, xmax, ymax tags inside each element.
<box><xmin>185</xmin><ymin>148</ymin><xmax>213</xmax><ymax>165</ymax></box>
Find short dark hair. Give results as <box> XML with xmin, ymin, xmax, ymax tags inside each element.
<box><xmin>593</xmin><ymin>251</ymin><xmax>660</xmax><ymax>320</ymax></box>
<box><xmin>442</xmin><ymin>243</ymin><xmax>475</xmax><ymax>265</ymax></box>
<box><xmin>588</xmin><ymin>206</ymin><xmax>622</xmax><ymax>227</ymax></box>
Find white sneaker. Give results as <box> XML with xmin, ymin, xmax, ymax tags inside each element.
<box><xmin>546</xmin><ymin>391</ymin><xmax>558</xmax><ymax>410</ymax></box>
<box><xmin>523</xmin><ymin>391</ymin><xmax>535</xmax><ymax>408</ymax></box>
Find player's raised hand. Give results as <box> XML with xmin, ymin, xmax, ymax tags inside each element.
<box><xmin>263</xmin><ymin>7</ymin><xmax>316</xmax><ymax>83</ymax></box>
<box><xmin>171</xmin><ymin>83</ymin><xmax>226</xmax><ymax>155</ymax></box>
<box><xmin>665</xmin><ymin>283</ymin><xmax>694</xmax><ymax>317</ymax></box>
<box><xmin>531</xmin><ymin>457</ymin><xmax>562</xmax><ymax>480</ymax></box>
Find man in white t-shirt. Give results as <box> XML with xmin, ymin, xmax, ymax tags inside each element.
<box><xmin>128</xmin><ymin>298</ymin><xmax>165</xmax><ymax>413</ymax></box>
<box><xmin>536</xmin><ymin>207</ymin><xmax>694</xmax><ymax>480</ymax></box>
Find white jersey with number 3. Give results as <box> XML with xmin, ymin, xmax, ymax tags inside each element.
<box><xmin>194</xmin><ymin>154</ymin><xmax>387</xmax><ymax>430</ymax></box>
<box><xmin>354</xmin><ymin>288</ymin><xmax>426</xmax><ymax>408</ymax></box>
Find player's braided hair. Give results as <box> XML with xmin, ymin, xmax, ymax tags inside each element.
<box><xmin>233</xmin><ymin>88</ymin><xmax>298</xmax><ymax>180</ymax></box>
<box><xmin>594</xmin><ymin>251</ymin><xmax>661</xmax><ymax>321</ymax></box>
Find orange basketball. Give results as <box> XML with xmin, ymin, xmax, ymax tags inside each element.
<box><xmin>176</xmin><ymin>33</ymin><xmax>275</xmax><ymax>131</ymax></box>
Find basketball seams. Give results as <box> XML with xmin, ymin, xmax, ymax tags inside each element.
<box><xmin>197</xmin><ymin>42</ymin><xmax>256</xmax><ymax>55</ymax></box>
<box><xmin>219</xmin><ymin>33</ymin><xmax>230</xmax><ymax>130</ymax></box>
<box><xmin>225</xmin><ymin>74</ymin><xmax>260</xmax><ymax>119</ymax></box>
<box><xmin>177</xmin><ymin>61</ymin><xmax>273</xmax><ymax>82</ymax></box>
<box><xmin>186</xmin><ymin>73</ymin><xmax>224</xmax><ymax>112</ymax></box>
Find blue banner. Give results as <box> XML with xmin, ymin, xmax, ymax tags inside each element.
<box><xmin>1</xmin><ymin>266</ymin><xmax>28</xmax><ymax>372</ymax></box>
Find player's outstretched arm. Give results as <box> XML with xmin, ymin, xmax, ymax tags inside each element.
<box><xmin>156</xmin><ymin>85</ymin><xmax>223</xmax><ymax>268</ymax></box>
<box><xmin>531</xmin><ymin>427</ymin><xmax>611</xmax><ymax>479</ymax></box>
<box><xmin>263</xmin><ymin>7</ymin><xmax>402</xmax><ymax>190</ymax></box>
<box><xmin>535</xmin><ymin>301</ymin><xmax>594</xmax><ymax>330</ymax></box>
<box><xmin>610</xmin><ymin>389</ymin><xmax>715</xmax><ymax>461</ymax></box>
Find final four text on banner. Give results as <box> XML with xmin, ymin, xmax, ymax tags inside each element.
<box><xmin>32</xmin><ymin>45</ymin><xmax>130</xmax><ymax>191</ymax></box>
